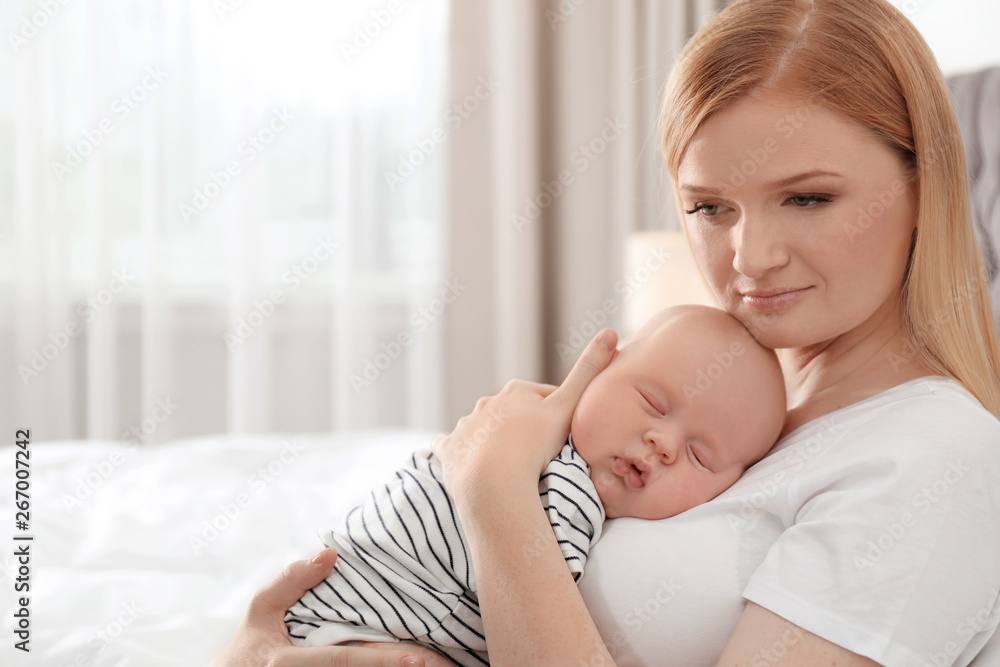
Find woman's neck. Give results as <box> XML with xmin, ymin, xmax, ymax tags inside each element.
<box><xmin>778</xmin><ymin>306</ymin><xmax>936</xmax><ymax>438</ymax></box>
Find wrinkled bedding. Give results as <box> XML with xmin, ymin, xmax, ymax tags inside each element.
<box><xmin>0</xmin><ymin>430</ymin><xmax>432</xmax><ymax>667</ymax></box>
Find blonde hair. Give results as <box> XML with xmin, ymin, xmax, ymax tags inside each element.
<box><xmin>660</xmin><ymin>0</ymin><xmax>1000</xmax><ymax>418</ymax></box>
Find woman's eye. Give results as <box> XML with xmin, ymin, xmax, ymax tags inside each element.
<box><xmin>684</xmin><ymin>202</ymin><xmax>723</xmax><ymax>217</ymax></box>
<box><xmin>787</xmin><ymin>194</ymin><xmax>832</xmax><ymax>207</ymax></box>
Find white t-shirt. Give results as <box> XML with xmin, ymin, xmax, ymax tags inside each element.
<box><xmin>577</xmin><ymin>376</ymin><xmax>1000</xmax><ymax>667</ymax></box>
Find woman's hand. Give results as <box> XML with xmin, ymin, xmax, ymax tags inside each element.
<box><xmin>211</xmin><ymin>548</ymin><xmax>451</xmax><ymax>667</ymax></box>
<box><xmin>432</xmin><ymin>328</ymin><xmax>618</xmax><ymax>502</ymax></box>
<box><xmin>427</xmin><ymin>329</ymin><xmax>620</xmax><ymax>665</ymax></box>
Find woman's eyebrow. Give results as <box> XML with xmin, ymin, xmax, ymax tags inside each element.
<box><xmin>679</xmin><ymin>183</ymin><xmax>723</xmax><ymax>196</ymax></box>
<box><xmin>761</xmin><ymin>169</ymin><xmax>845</xmax><ymax>190</ymax></box>
<box><xmin>679</xmin><ymin>169</ymin><xmax>845</xmax><ymax>195</ymax></box>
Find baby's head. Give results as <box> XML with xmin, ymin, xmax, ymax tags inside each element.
<box><xmin>570</xmin><ymin>305</ymin><xmax>785</xmax><ymax>519</ymax></box>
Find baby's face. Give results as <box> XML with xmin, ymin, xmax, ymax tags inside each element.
<box><xmin>570</xmin><ymin>309</ymin><xmax>785</xmax><ymax>520</ymax></box>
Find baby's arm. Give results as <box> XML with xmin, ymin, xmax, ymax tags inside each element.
<box><xmin>285</xmin><ymin>451</ymin><xmax>487</xmax><ymax>665</ymax></box>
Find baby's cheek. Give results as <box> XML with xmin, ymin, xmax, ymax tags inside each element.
<box><xmin>570</xmin><ymin>409</ymin><xmax>593</xmax><ymax>450</ymax></box>
<box><xmin>570</xmin><ymin>387</ymin><xmax>606</xmax><ymax>450</ymax></box>
<box><xmin>592</xmin><ymin>469</ymin><xmax>622</xmax><ymax>516</ymax></box>
<box><xmin>593</xmin><ymin>469</ymin><xmax>617</xmax><ymax>493</ymax></box>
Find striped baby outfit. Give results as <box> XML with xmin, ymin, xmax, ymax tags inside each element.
<box><xmin>285</xmin><ymin>439</ymin><xmax>605</xmax><ymax>666</ymax></box>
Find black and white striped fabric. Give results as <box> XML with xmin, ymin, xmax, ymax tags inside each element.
<box><xmin>285</xmin><ymin>439</ymin><xmax>606</xmax><ymax>666</ymax></box>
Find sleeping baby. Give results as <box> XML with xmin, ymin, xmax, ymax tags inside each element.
<box><xmin>285</xmin><ymin>304</ymin><xmax>787</xmax><ymax>665</ymax></box>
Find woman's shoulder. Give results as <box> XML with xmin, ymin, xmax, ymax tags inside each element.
<box><xmin>777</xmin><ymin>375</ymin><xmax>1000</xmax><ymax>455</ymax></box>
<box><xmin>737</xmin><ymin>376</ymin><xmax>1000</xmax><ymax>497</ymax></box>
<box><xmin>737</xmin><ymin>377</ymin><xmax>1000</xmax><ymax>667</ymax></box>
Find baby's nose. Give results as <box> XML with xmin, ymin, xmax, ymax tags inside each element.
<box><xmin>647</xmin><ymin>425</ymin><xmax>683</xmax><ymax>463</ymax></box>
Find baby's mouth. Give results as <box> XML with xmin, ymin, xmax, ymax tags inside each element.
<box><xmin>612</xmin><ymin>456</ymin><xmax>648</xmax><ymax>489</ymax></box>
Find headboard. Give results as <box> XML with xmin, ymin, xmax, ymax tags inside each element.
<box><xmin>947</xmin><ymin>66</ymin><xmax>1000</xmax><ymax>332</ymax></box>
<box><xmin>948</xmin><ymin>67</ymin><xmax>1000</xmax><ymax>667</ymax></box>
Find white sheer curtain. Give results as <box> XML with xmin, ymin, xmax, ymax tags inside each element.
<box><xmin>1</xmin><ymin>0</ymin><xmax>448</xmax><ymax>442</ymax></box>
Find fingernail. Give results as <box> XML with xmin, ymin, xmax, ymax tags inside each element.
<box><xmin>597</xmin><ymin>329</ymin><xmax>615</xmax><ymax>350</ymax></box>
<box><xmin>402</xmin><ymin>657</ymin><xmax>424</xmax><ymax>667</ymax></box>
<box><xmin>310</xmin><ymin>552</ymin><xmax>325</xmax><ymax>565</ymax></box>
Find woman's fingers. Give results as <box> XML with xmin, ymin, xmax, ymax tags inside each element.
<box><xmin>214</xmin><ymin>550</ymin><xmax>437</xmax><ymax>667</ymax></box>
<box><xmin>549</xmin><ymin>328</ymin><xmax>618</xmax><ymax>410</ymax></box>
<box><xmin>361</xmin><ymin>642</ymin><xmax>456</xmax><ymax>666</ymax></box>
<box><xmin>248</xmin><ymin>548</ymin><xmax>339</xmax><ymax>621</ymax></box>
<box><xmin>272</xmin><ymin>644</ymin><xmax>428</xmax><ymax>667</ymax></box>
<box><xmin>430</xmin><ymin>329</ymin><xmax>618</xmax><ymax>493</ymax></box>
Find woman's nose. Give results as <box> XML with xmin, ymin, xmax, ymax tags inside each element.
<box><xmin>731</xmin><ymin>213</ymin><xmax>789</xmax><ymax>279</ymax></box>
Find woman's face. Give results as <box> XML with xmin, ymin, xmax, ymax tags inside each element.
<box><xmin>676</xmin><ymin>91</ymin><xmax>918</xmax><ymax>351</ymax></box>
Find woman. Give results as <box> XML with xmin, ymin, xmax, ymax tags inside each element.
<box><xmin>214</xmin><ymin>0</ymin><xmax>1000</xmax><ymax>664</ymax></box>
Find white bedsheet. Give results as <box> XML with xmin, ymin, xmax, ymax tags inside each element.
<box><xmin>0</xmin><ymin>430</ymin><xmax>433</xmax><ymax>667</ymax></box>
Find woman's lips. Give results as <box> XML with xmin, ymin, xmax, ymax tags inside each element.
<box><xmin>612</xmin><ymin>457</ymin><xmax>645</xmax><ymax>489</ymax></box>
<box><xmin>741</xmin><ymin>286</ymin><xmax>812</xmax><ymax>311</ymax></box>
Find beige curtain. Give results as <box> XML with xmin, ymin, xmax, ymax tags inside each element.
<box><xmin>444</xmin><ymin>0</ymin><xmax>728</xmax><ymax>425</ymax></box>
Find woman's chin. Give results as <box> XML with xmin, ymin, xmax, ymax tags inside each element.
<box><xmin>728</xmin><ymin>312</ymin><xmax>817</xmax><ymax>350</ymax></box>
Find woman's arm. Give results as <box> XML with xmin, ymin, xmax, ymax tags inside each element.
<box><xmin>435</xmin><ymin>331</ymin><xmax>887</xmax><ymax>666</ymax></box>
<box><xmin>433</xmin><ymin>331</ymin><xmax>619</xmax><ymax>665</ymax></box>
<box><xmin>457</xmin><ymin>465</ymin><xmax>615</xmax><ymax>665</ymax></box>
<box><xmin>718</xmin><ymin>603</ymin><xmax>881</xmax><ymax>666</ymax></box>
<box><xmin>211</xmin><ymin>547</ymin><xmax>451</xmax><ymax>667</ymax></box>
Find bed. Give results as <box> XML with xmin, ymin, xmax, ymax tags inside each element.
<box><xmin>0</xmin><ymin>430</ymin><xmax>434</xmax><ymax>666</ymax></box>
<box><xmin>4</xmin><ymin>429</ymin><xmax>1000</xmax><ymax>667</ymax></box>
